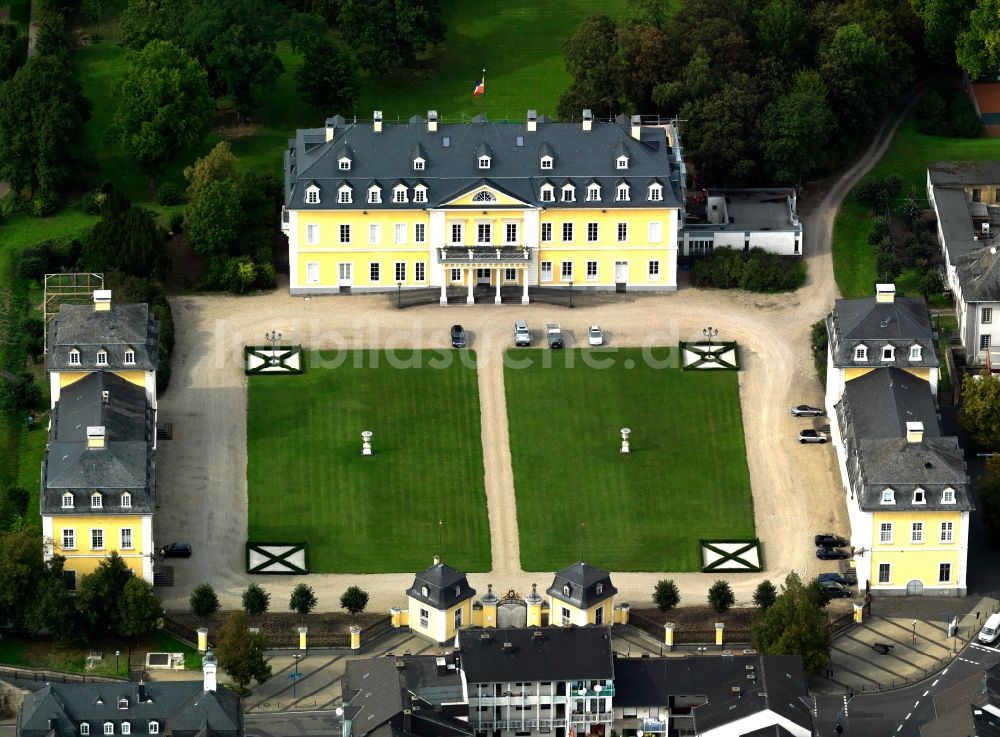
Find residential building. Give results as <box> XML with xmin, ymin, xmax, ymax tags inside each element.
<box><xmin>42</xmin><ymin>291</ymin><xmax>159</xmax><ymax>585</ymax></box>
<box><xmin>282</xmin><ymin>111</ymin><xmax>684</xmax><ymax>301</ymax></box>
<box><xmin>927</xmin><ymin>161</ymin><xmax>1000</xmax><ymax>365</ymax></box>
<box><xmin>547</xmin><ymin>561</ymin><xmax>617</xmax><ymax>627</ymax></box>
<box><xmin>827</xmin><ymin>287</ymin><xmax>971</xmax><ymax>596</ymax></box>
<box><xmin>405</xmin><ymin>555</ymin><xmax>476</xmax><ymax>644</ymax></box>
<box><xmin>17</xmin><ymin>654</ymin><xmax>241</xmax><ymax>737</ymax></box>
<box><xmin>681</xmin><ymin>188</ymin><xmax>803</xmax><ymax>257</ymax></box>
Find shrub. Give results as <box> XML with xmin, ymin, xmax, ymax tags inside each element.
<box><xmin>289</xmin><ymin>583</ymin><xmax>317</xmax><ymax>618</ymax></box>
<box><xmin>876</xmin><ymin>249</ymin><xmax>902</xmax><ymax>282</ymax></box>
<box><xmin>708</xmin><ymin>580</ymin><xmax>735</xmax><ymax>615</ymax></box>
<box><xmin>17</xmin><ymin>238</ymin><xmax>78</xmax><ymax>280</ymax></box>
<box><xmin>903</xmin><ymin>232</ymin><xmax>934</xmax><ymax>264</ymax></box>
<box><xmin>690</xmin><ymin>247</ymin><xmax>805</xmax><ymax>292</ymax></box>
<box><xmin>916</xmin><ymin>82</ymin><xmax>982</xmax><ymax>138</ymax></box>
<box><xmin>242</xmin><ymin>582</ymin><xmax>270</xmax><ymax>617</ymax></box>
<box><xmin>222</xmin><ymin>256</ymin><xmax>257</xmax><ymax>294</ymax></box>
<box><xmin>0</xmin><ymin>372</ymin><xmax>41</xmax><ymax>410</ymax></box>
<box><xmin>810</xmin><ymin>319</ymin><xmax>828</xmax><ymax>385</ymax></box>
<box><xmin>189</xmin><ymin>583</ymin><xmax>220</xmax><ymax>617</ymax></box>
<box><xmin>867</xmin><ymin>216</ymin><xmax>890</xmax><ymax>246</ymax></box>
<box><xmin>157</xmin><ymin>183</ymin><xmax>183</xmax><ymax>206</ymax></box>
<box><xmin>21</xmin><ymin>316</ymin><xmax>44</xmax><ymax>362</ymax></box>
<box><xmin>254</xmin><ymin>261</ymin><xmax>276</xmax><ymax>289</ymax></box>
<box><xmin>29</xmin><ymin>188</ymin><xmax>60</xmax><ymax>216</ymax></box>
<box><xmin>653</xmin><ymin>579</ymin><xmax>680</xmax><ymax>612</ymax></box>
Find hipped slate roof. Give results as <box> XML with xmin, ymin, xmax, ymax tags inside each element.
<box><xmin>17</xmin><ymin>682</ymin><xmax>241</xmax><ymax>737</ymax></box>
<box><xmin>406</xmin><ymin>560</ymin><xmax>475</xmax><ymax>610</ymax></box>
<box><xmin>284</xmin><ymin>114</ymin><xmax>682</xmax><ymax>211</ymax></box>
<box><xmin>839</xmin><ymin>369</ymin><xmax>940</xmax><ymax>441</ymax></box>
<box><xmin>956</xmin><ymin>244</ymin><xmax>1000</xmax><ymax>302</ymax></box>
<box><xmin>51</xmin><ymin>372</ymin><xmax>148</xmax><ymax>443</ymax></box>
<box><xmin>457</xmin><ymin>627</ymin><xmax>614</xmax><ymax>683</ymax></box>
<box><xmin>47</xmin><ymin>302</ymin><xmax>159</xmax><ymax>372</ymax></box>
<box><xmin>547</xmin><ymin>561</ymin><xmax>617</xmax><ymax>609</ymax></box>
<box><xmin>929</xmin><ymin>161</ymin><xmax>1000</xmax><ymax>186</ymax></box>
<box><xmin>827</xmin><ymin>294</ymin><xmax>938</xmax><ymax>368</ymax></box>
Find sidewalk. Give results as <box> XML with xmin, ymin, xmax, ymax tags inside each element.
<box><xmin>812</xmin><ymin>596</ymin><xmax>999</xmax><ymax>694</ymax></box>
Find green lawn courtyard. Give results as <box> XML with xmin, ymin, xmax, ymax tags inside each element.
<box><xmin>246</xmin><ymin>350</ymin><xmax>491</xmax><ymax>573</ymax></box>
<box><xmin>504</xmin><ymin>348</ymin><xmax>755</xmax><ymax>572</ymax></box>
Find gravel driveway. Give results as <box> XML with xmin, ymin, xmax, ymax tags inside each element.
<box><xmin>154</xmin><ymin>89</ymin><xmax>923</xmax><ymax>614</ymax></box>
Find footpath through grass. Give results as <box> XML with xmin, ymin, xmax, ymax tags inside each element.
<box><xmin>833</xmin><ymin>116</ymin><xmax>1000</xmax><ymax>298</ymax></box>
<box><xmin>247</xmin><ymin>350</ymin><xmax>490</xmax><ymax>573</ymax></box>
<box><xmin>504</xmin><ymin>348</ymin><xmax>754</xmax><ymax>572</ymax></box>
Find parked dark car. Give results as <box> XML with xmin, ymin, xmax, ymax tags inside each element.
<box><xmin>816</xmin><ymin>547</ymin><xmax>851</xmax><ymax>560</ymax></box>
<box><xmin>791</xmin><ymin>405</ymin><xmax>824</xmax><ymax>417</ymax></box>
<box><xmin>814</xmin><ymin>533</ymin><xmax>849</xmax><ymax>547</ymax></box>
<box><xmin>451</xmin><ymin>324</ymin><xmax>467</xmax><ymax>348</ymax></box>
<box><xmin>799</xmin><ymin>429</ymin><xmax>828</xmax><ymax>444</ymax></box>
<box><xmin>160</xmin><ymin>542</ymin><xmax>192</xmax><ymax>558</ymax></box>
<box><xmin>821</xmin><ymin>581</ymin><xmax>853</xmax><ymax>598</ymax></box>
<box><xmin>818</xmin><ymin>572</ymin><xmax>856</xmax><ymax>586</ymax></box>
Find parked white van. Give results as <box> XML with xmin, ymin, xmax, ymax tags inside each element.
<box><xmin>979</xmin><ymin>613</ymin><xmax>1000</xmax><ymax>644</ymax></box>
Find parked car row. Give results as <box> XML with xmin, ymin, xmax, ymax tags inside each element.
<box><xmin>450</xmin><ymin>322</ymin><xmax>607</xmax><ymax>349</ymax></box>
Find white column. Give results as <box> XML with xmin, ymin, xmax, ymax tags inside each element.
<box><xmin>522</xmin><ymin>269</ymin><xmax>529</xmax><ymax>304</ymax></box>
<box><xmin>440</xmin><ymin>279</ymin><xmax>447</xmax><ymax>305</ymax></box>
<box><xmin>495</xmin><ymin>268</ymin><xmax>502</xmax><ymax>304</ymax></box>
<box><xmin>467</xmin><ymin>270</ymin><xmax>475</xmax><ymax>304</ymax></box>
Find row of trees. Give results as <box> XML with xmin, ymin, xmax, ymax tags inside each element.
<box><xmin>190</xmin><ymin>581</ymin><xmax>369</xmax><ymax>621</ymax></box>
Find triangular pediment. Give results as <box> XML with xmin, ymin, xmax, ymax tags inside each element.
<box><xmin>440</xmin><ymin>181</ymin><xmax>532</xmax><ymax>208</ymax></box>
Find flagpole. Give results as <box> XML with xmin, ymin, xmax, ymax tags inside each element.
<box><xmin>481</xmin><ymin>67</ymin><xmax>486</xmax><ymax>119</ymax></box>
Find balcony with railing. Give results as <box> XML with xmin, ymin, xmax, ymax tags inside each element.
<box><xmin>439</xmin><ymin>246</ymin><xmax>531</xmax><ymax>264</ymax></box>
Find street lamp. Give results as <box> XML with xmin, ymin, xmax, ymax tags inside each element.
<box><xmin>115</xmin><ymin>650</ymin><xmax>120</xmax><ymax>674</ymax></box>
<box><xmin>291</xmin><ymin>653</ymin><xmax>304</xmax><ymax>699</ymax></box>
<box><xmin>397</xmin><ymin>282</ymin><xmax>402</xmax><ymax>308</ymax></box>
<box><xmin>702</xmin><ymin>326</ymin><xmax>718</xmax><ymax>349</ymax></box>
<box><xmin>569</xmin><ymin>280</ymin><xmax>574</xmax><ymax>309</ymax></box>
<box><xmin>265</xmin><ymin>330</ymin><xmax>282</xmax><ymax>365</ymax></box>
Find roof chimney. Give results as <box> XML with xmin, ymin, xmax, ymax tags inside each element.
<box><xmin>325</xmin><ymin>117</ymin><xmax>336</xmax><ymax>142</ymax></box>
<box><xmin>203</xmin><ymin>649</ymin><xmax>217</xmax><ymax>692</ymax></box>
<box><xmin>527</xmin><ymin>110</ymin><xmax>537</xmax><ymax>133</ymax></box>
<box><xmin>373</xmin><ymin>110</ymin><xmax>383</xmax><ymax>133</ymax></box>
<box><xmin>93</xmin><ymin>290</ymin><xmax>112</xmax><ymax>312</ymax></box>
<box><xmin>906</xmin><ymin>421</ymin><xmax>924</xmax><ymax>444</ymax></box>
<box><xmin>87</xmin><ymin>426</ymin><xmax>106</xmax><ymax>449</ymax></box>
<box><xmin>631</xmin><ymin>114</ymin><xmax>642</xmax><ymax>141</ymax></box>
<box><xmin>582</xmin><ymin>109</ymin><xmax>593</xmax><ymax>132</ymax></box>
<box><xmin>428</xmin><ymin>110</ymin><xmax>438</xmax><ymax>133</ymax></box>
<box><xmin>433</xmin><ymin>554</ymin><xmax>441</xmax><ymax>566</ymax></box>
<box><xmin>875</xmin><ymin>283</ymin><xmax>896</xmax><ymax>303</ymax></box>
<box><xmin>101</xmin><ymin>390</ymin><xmax>110</xmax><ymax>404</ymax></box>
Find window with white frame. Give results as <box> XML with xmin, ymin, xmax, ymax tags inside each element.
<box><xmin>942</xmin><ymin>488</ymin><xmax>956</xmax><ymax>504</ymax></box>
<box><xmin>982</xmin><ymin>334</ymin><xmax>992</xmax><ymax>351</ymax></box>
<box><xmin>648</xmin><ymin>221</ymin><xmax>662</xmax><ymax>243</ymax></box>
<box><xmin>941</xmin><ymin>521</ymin><xmax>954</xmax><ymax>542</ymax></box>
<box><xmin>541</xmin><ymin>261</ymin><xmax>553</xmax><ymax>281</ymax></box>
<box><xmin>505</xmin><ymin>223</ymin><xmax>518</xmax><ymax>243</ymax></box>
<box><xmin>478</xmin><ymin>156</ymin><xmax>491</xmax><ymax>169</ymax></box>
<box><xmin>370</xmin><ymin>263</ymin><xmax>380</xmax><ymax>282</ymax></box>
<box><xmin>121</xmin><ymin>528</ymin><xmax>133</xmax><ymax>550</ymax></box>
<box><xmin>451</xmin><ymin>223</ymin><xmax>463</xmax><ymax>244</ymax></box>
<box><xmin>393</xmin><ymin>187</ymin><xmax>408</xmax><ymax>203</ymax></box>
<box><xmin>415</xmin><ymin>262</ymin><xmax>426</xmax><ymax>282</ymax></box>
<box><xmin>338</xmin><ymin>158</ymin><xmax>351</xmax><ymax>171</ymax></box>
<box><xmin>80</xmin><ymin>725</ymin><xmax>90</xmax><ymax>736</ymax></box>
<box><xmin>913</xmin><ymin>488</ymin><xmax>925</xmax><ymax>504</ymax></box>
<box><xmin>104</xmin><ymin>724</ymin><xmax>113</xmax><ymax>736</ymax></box>
<box><xmin>414</xmin><ymin>223</ymin><xmax>426</xmax><ymax>243</ymax></box>
<box><xmin>881</xmin><ymin>489</ymin><xmax>895</xmax><ymax>504</ymax></box>
<box><xmin>616</xmin><ymin>155</ymin><xmax>628</xmax><ymax>170</ymax></box>
<box><xmin>306</xmin><ymin>262</ymin><xmax>319</xmax><ymax>284</ymax></box>
<box><xmin>450</xmin><ymin>268</ymin><xmax>462</xmax><ymax>282</ymax></box>
<box><xmin>587</xmin><ymin>184</ymin><xmax>600</xmax><ymax>202</ymax></box>
<box><xmin>541</xmin><ymin>223</ymin><xmax>552</xmax><ymax>242</ymax></box>
<box><xmin>879</xmin><ymin>522</ymin><xmax>893</xmax><ymax>543</ymax></box>
<box><xmin>562</xmin><ymin>223</ymin><xmax>574</xmax><ymax>242</ymax></box>
<box><xmin>148</xmin><ymin>724</ymin><xmax>158</xmax><ymax>735</ymax></box>
<box><xmin>878</xmin><ymin>563</ymin><xmax>891</xmax><ymax>584</ymax></box>
<box><xmin>91</xmin><ymin>493</ymin><xmax>103</xmax><ymax>509</ymax></box>
<box><xmin>124</xmin><ymin>349</ymin><xmax>135</xmax><ymax>365</ymax></box>
<box><xmin>419</xmin><ymin>608</ymin><xmax>429</xmax><ymax>628</ymax></box>
<box><xmin>92</xmin><ymin>529</ymin><xmax>104</xmax><ymax>549</ymax></box>
<box><xmin>395</xmin><ymin>262</ymin><xmax>406</xmax><ymax>282</ymax></box>
<box><xmin>413</xmin><ymin>158</ymin><xmax>425</xmax><ymax>171</ymax></box>
<box><xmin>97</xmin><ymin>350</ymin><xmax>108</xmax><ymax>366</ymax></box>
<box><xmin>648</xmin><ymin>183</ymin><xmax>663</xmax><ymax>201</ymax></box>
<box><xmin>369</xmin><ymin>224</ymin><xmax>381</xmax><ymax>244</ymax></box>
<box><xmin>881</xmin><ymin>345</ymin><xmax>895</xmax><ymax>361</ymax></box>
<box><xmin>368</xmin><ymin>187</ymin><xmax>381</xmax><ymax>204</ymax></box>
<box><xmin>306</xmin><ymin>224</ymin><xmax>320</xmax><ymax>245</ymax></box>
<box><xmin>121</xmin><ymin>492</ymin><xmax>131</xmax><ymax>508</ymax></box>
<box><xmin>984</xmin><ymin>307</ymin><xmax>993</xmax><ymax>324</ymax></box>
<box><xmin>63</xmin><ymin>529</ymin><xmax>75</xmax><ymax>549</ymax></box>
<box><xmin>454</xmin><ymin>607</ymin><xmax>463</xmax><ymax>628</ymax></box>
<box><xmin>540</xmin><ymin>185</ymin><xmax>554</xmax><ymax>202</ymax></box>
<box><xmin>121</xmin><ymin>725</ymin><xmax>130</xmax><ymax>735</ymax></box>
<box><xmin>854</xmin><ymin>345</ymin><xmax>868</xmax><ymax>361</ymax></box>
<box><xmin>477</xmin><ymin>223</ymin><xmax>492</xmax><ymax>244</ymax></box>
<box><xmin>62</xmin><ymin>493</ymin><xmax>73</xmax><ymax>509</ymax></box>
<box><xmin>338</xmin><ymin>186</ymin><xmax>352</xmax><ymax>204</ymax></box>
<box><xmin>540</xmin><ymin>156</ymin><xmax>553</xmax><ymax>170</ymax></box>
<box><xmin>561</xmin><ymin>185</ymin><xmax>575</xmax><ymax>202</ymax></box>
<box><xmin>69</xmin><ymin>348</ymin><xmax>80</xmax><ymax>365</ymax></box>
<box><xmin>909</xmin><ymin>345</ymin><xmax>922</xmax><ymax>361</ymax></box>
<box><xmin>561</xmin><ymin>261</ymin><xmax>573</xmax><ymax>279</ymax></box>
<box><xmin>616</xmin><ymin>184</ymin><xmax>630</xmax><ymax>201</ymax></box>
<box><xmin>939</xmin><ymin>562</ymin><xmax>952</xmax><ymax>583</ymax></box>
<box><xmin>339</xmin><ymin>224</ymin><xmax>351</xmax><ymax>243</ymax></box>
<box><xmin>561</xmin><ymin>607</ymin><xmax>571</xmax><ymax>625</ymax></box>
<box><xmin>911</xmin><ymin>521</ymin><xmax>924</xmax><ymax>543</ymax></box>
<box><xmin>306</xmin><ymin>189</ymin><xmax>320</xmax><ymax>204</ymax></box>
<box><xmin>648</xmin><ymin>260</ymin><xmax>660</xmax><ymax>279</ymax></box>
<box><xmin>394</xmin><ymin>223</ymin><xmax>406</xmax><ymax>244</ymax></box>
<box><xmin>587</xmin><ymin>222</ymin><xmax>598</xmax><ymax>242</ymax></box>
<box><xmin>414</xmin><ymin>186</ymin><xmax>427</xmax><ymax>203</ymax></box>
<box><xmin>586</xmin><ymin>261</ymin><xmax>597</xmax><ymax>280</ymax></box>
<box><xmin>617</xmin><ymin>222</ymin><xmax>627</xmax><ymax>242</ymax></box>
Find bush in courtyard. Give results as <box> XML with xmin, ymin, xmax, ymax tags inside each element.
<box><xmin>222</xmin><ymin>256</ymin><xmax>257</xmax><ymax>294</ymax></box>
<box><xmin>157</xmin><ymin>183</ymin><xmax>183</xmax><ymax>206</ymax></box>
<box><xmin>810</xmin><ymin>319</ymin><xmax>828</xmax><ymax>385</ymax></box>
<box><xmin>189</xmin><ymin>583</ymin><xmax>220</xmax><ymax>617</ymax></box>
<box><xmin>708</xmin><ymin>580</ymin><xmax>735</xmax><ymax>615</ymax></box>
<box><xmin>653</xmin><ymin>579</ymin><xmax>680</xmax><ymax>612</ymax></box>
<box><xmin>289</xmin><ymin>583</ymin><xmax>317</xmax><ymax>620</ymax></box>
<box><xmin>242</xmin><ymin>582</ymin><xmax>270</xmax><ymax>618</ymax></box>
<box><xmin>690</xmin><ymin>247</ymin><xmax>805</xmax><ymax>292</ymax></box>
<box><xmin>340</xmin><ymin>586</ymin><xmax>369</xmax><ymax>619</ymax></box>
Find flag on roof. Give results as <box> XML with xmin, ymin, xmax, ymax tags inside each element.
<box><xmin>473</xmin><ymin>77</ymin><xmax>485</xmax><ymax>97</ymax></box>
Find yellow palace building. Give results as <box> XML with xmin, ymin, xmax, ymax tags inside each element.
<box><xmin>281</xmin><ymin>110</ymin><xmax>685</xmax><ymax>300</ymax></box>
<box><xmin>42</xmin><ymin>291</ymin><xmax>159</xmax><ymax>587</ymax></box>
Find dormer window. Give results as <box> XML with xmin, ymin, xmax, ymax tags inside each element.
<box><xmin>478</xmin><ymin>156</ymin><xmax>491</xmax><ymax>169</ymax></box>
<box><xmin>854</xmin><ymin>345</ymin><xmax>868</xmax><ymax>361</ymax></box>
<box><xmin>62</xmin><ymin>493</ymin><xmax>74</xmax><ymax>509</ymax></box>
<box><xmin>96</xmin><ymin>349</ymin><xmax>108</xmax><ymax>366</ymax></box>
<box><xmin>305</xmin><ymin>188</ymin><xmax>320</xmax><ymax>204</ymax></box>
<box><xmin>148</xmin><ymin>724</ymin><xmax>159</xmax><ymax>735</ymax></box>
<box><xmin>118</xmin><ymin>698</ymin><xmax>129</xmax><ymax>710</ymax></box>
<box><xmin>540</xmin><ymin>156</ymin><xmax>553</xmax><ymax>170</ymax></box>
<box><xmin>80</xmin><ymin>725</ymin><xmax>90</xmax><ymax>736</ymax></box>
<box><xmin>121</xmin><ymin>725</ymin><xmax>130</xmax><ymax>736</ymax></box>
<box><xmin>368</xmin><ymin>186</ymin><xmax>382</xmax><ymax>204</ymax></box>
<box><xmin>121</xmin><ymin>492</ymin><xmax>131</xmax><ymax>509</ymax></box>
<box><xmin>648</xmin><ymin>183</ymin><xmax>663</xmax><ymax>201</ymax></box>
<box><xmin>104</xmin><ymin>723</ymin><xmax>114</xmax><ymax>736</ymax></box>
<box><xmin>413</xmin><ymin>158</ymin><xmax>425</xmax><ymax>171</ymax></box>
<box><xmin>124</xmin><ymin>348</ymin><xmax>135</xmax><ymax>365</ymax></box>
<box><xmin>562</xmin><ymin>584</ymin><xmax>571</xmax><ymax>596</ymax></box>
<box><xmin>616</xmin><ymin>184</ymin><xmax>630</xmax><ymax>202</ymax></box>
<box><xmin>561</xmin><ymin>184</ymin><xmax>575</xmax><ymax>203</ymax></box>
<box><xmin>454</xmin><ymin>585</ymin><xmax>461</xmax><ymax>596</ymax></box>
<box><xmin>540</xmin><ymin>184</ymin><xmax>555</xmax><ymax>203</ymax></box>
<box><xmin>881</xmin><ymin>489</ymin><xmax>895</xmax><ymax>505</ymax></box>
<box><xmin>91</xmin><ymin>493</ymin><xmax>103</xmax><ymax>509</ymax></box>
<box><xmin>586</xmin><ymin>184</ymin><xmax>601</xmax><ymax>202</ymax></box>
<box><xmin>338</xmin><ymin>157</ymin><xmax>351</xmax><ymax>171</ymax></box>
<box><xmin>909</xmin><ymin>345</ymin><xmax>922</xmax><ymax>361</ymax></box>
<box><xmin>338</xmin><ymin>185</ymin><xmax>353</xmax><ymax>204</ymax></box>
<box><xmin>616</xmin><ymin>155</ymin><xmax>629</xmax><ymax>170</ymax></box>
<box><xmin>413</xmin><ymin>185</ymin><xmax>427</xmax><ymax>204</ymax></box>
<box><xmin>942</xmin><ymin>488</ymin><xmax>956</xmax><ymax>504</ymax></box>
<box><xmin>421</xmin><ymin>585</ymin><xmax>429</xmax><ymax>597</ymax></box>
<box><xmin>596</xmin><ymin>583</ymin><xmax>603</xmax><ymax>595</ymax></box>
<box><xmin>69</xmin><ymin>348</ymin><xmax>81</xmax><ymax>365</ymax></box>
<box><xmin>881</xmin><ymin>346</ymin><xmax>895</xmax><ymax>361</ymax></box>
<box><xmin>913</xmin><ymin>489</ymin><xmax>925</xmax><ymax>504</ymax></box>
<box><xmin>393</xmin><ymin>186</ymin><xmax>408</xmax><ymax>203</ymax></box>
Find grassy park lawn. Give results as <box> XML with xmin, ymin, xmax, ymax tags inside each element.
<box><xmin>504</xmin><ymin>348</ymin><xmax>755</xmax><ymax>572</ymax></box>
<box><xmin>247</xmin><ymin>350</ymin><xmax>490</xmax><ymax>573</ymax></box>
<box><xmin>833</xmin><ymin>116</ymin><xmax>1000</xmax><ymax>298</ymax></box>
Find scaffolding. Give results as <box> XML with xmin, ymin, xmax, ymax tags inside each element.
<box><xmin>43</xmin><ymin>273</ymin><xmax>104</xmax><ymax>353</ymax></box>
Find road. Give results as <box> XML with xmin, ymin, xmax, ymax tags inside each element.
<box><xmin>245</xmin><ymin>711</ymin><xmax>341</xmax><ymax>737</ymax></box>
